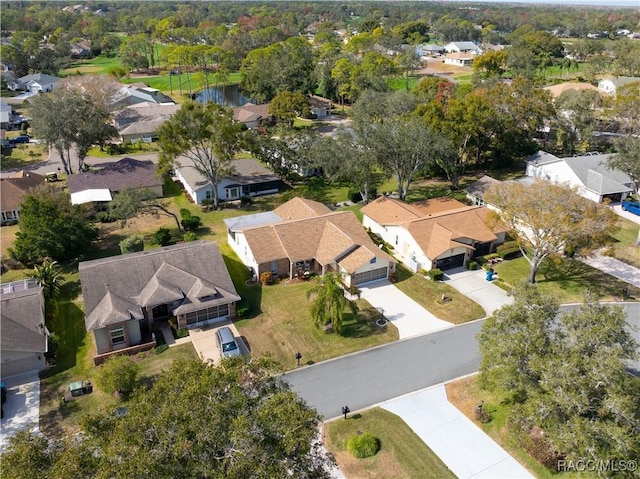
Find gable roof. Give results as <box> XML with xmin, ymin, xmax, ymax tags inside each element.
<box><xmin>0</xmin><ymin>284</ymin><xmax>47</xmax><ymax>353</ymax></box>
<box><xmin>361</xmin><ymin>195</ymin><xmax>468</xmax><ymax>225</ymax></box>
<box><xmin>239</xmin><ymin>198</ymin><xmax>394</xmax><ymax>274</ymax></box>
<box><xmin>526</xmin><ymin>151</ymin><xmax>634</xmax><ymax>195</ymax></box>
<box><xmin>177</xmin><ymin>158</ymin><xmax>281</xmax><ymax>194</ymax></box>
<box><xmin>272</xmin><ymin>197</ymin><xmax>332</xmax><ymax>220</ymax></box>
<box><xmin>543</xmin><ymin>82</ymin><xmax>602</xmax><ymax>99</ymax></box>
<box><xmin>445</xmin><ymin>41</ymin><xmax>478</xmax><ymax>52</ymax></box>
<box><xmin>465</xmin><ymin>175</ymin><xmax>502</xmax><ymax>200</ymax></box>
<box><xmin>0</xmin><ymin>171</ymin><xmax>45</xmax><ymax>211</ymax></box>
<box><xmin>232</xmin><ymin>102</ymin><xmax>271</xmax><ymax>124</ymax></box>
<box><xmin>67</xmin><ymin>157</ymin><xmax>162</xmax><ymax>195</ymax></box>
<box><xmin>408</xmin><ymin>207</ymin><xmax>503</xmax><ymax>260</ymax></box>
<box><xmin>17</xmin><ymin>73</ymin><xmax>60</xmax><ymax>85</ymax></box>
<box><xmin>79</xmin><ymin>241</ymin><xmax>240</xmax><ymax>331</ymax></box>
<box><xmin>113</xmin><ymin>102</ymin><xmax>180</xmax><ymax>129</ymax></box>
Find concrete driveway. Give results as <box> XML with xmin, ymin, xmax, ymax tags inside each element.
<box><xmin>358</xmin><ymin>280</ymin><xmax>452</xmax><ymax>339</ymax></box>
<box><xmin>0</xmin><ymin>372</ymin><xmax>40</xmax><ymax>453</ymax></box>
<box><xmin>188</xmin><ymin>321</ymin><xmax>249</xmax><ymax>364</ymax></box>
<box><xmin>443</xmin><ymin>268</ymin><xmax>514</xmax><ymax>317</ymax></box>
<box><xmin>381</xmin><ymin>385</ymin><xmax>533</xmax><ymax>479</ymax></box>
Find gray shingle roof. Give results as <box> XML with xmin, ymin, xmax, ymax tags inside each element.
<box><xmin>177</xmin><ymin>158</ymin><xmax>280</xmax><ymax>193</ymax></box>
<box><xmin>79</xmin><ymin>241</ymin><xmax>240</xmax><ymax>331</ymax></box>
<box><xmin>67</xmin><ymin>157</ymin><xmax>163</xmax><ymax>194</ymax></box>
<box><xmin>1</xmin><ymin>286</ymin><xmax>47</xmax><ymax>353</ymax></box>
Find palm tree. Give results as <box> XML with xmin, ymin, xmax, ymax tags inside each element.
<box><xmin>28</xmin><ymin>258</ymin><xmax>64</xmax><ymax>301</ymax></box>
<box><xmin>306</xmin><ymin>273</ymin><xmax>358</xmax><ymax>334</ymax></box>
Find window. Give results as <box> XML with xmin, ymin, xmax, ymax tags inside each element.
<box><xmin>395</xmin><ymin>235</ymin><xmax>398</xmax><ymax>245</ymax></box>
<box><xmin>205</xmin><ymin>190</ymin><xmax>212</xmax><ymax>199</ymax></box>
<box><xmin>110</xmin><ymin>326</ymin><xmax>125</xmax><ymax>345</ymax></box>
<box><xmin>185</xmin><ymin>304</ymin><xmax>230</xmax><ymax>326</ymax></box>
<box><xmin>227</xmin><ymin>187</ymin><xmax>241</xmax><ymax>199</ymax></box>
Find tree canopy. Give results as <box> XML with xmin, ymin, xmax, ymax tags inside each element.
<box><xmin>479</xmin><ymin>286</ymin><xmax>640</xmax><ymax>465</ymax></box>
<box><xmin>484</xmin><ymin>180</ymin><xmax>619</xmax><ymax>283</ymax></box>
<box><xmin>157</xmin><ymin>101</ymin><xmax>244</xmax><ymax>209</ymax></box>
<box><xmin>1</xmin><ymin>357</ymin><xmax>334</xmax><ymax>478</ymax></box>
<box><xmin>8</xmin><ymin>184</ymin><xmax>98</xmax><ymax>266</ymax></box>
<box><xmin>307</xmin><ymin>273</ymin><xmax>358</xmax><ymax>334</ymax></box>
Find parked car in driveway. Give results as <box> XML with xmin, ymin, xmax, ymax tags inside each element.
<box><xmin>216</xmin><ymin>327</ymin><xmax>241</xmax><ymax>358</ymax></box>
<box><xmin>621</xmin><ymin>200</ymin><xmax>640</xmax><ymax>216</ymax></box>
<box><xmin>10</xmin><ymin>135</ymin><xmax>30</xmax><ymax>145</ymax></box>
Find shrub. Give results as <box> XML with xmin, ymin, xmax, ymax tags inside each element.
<box><xmin>240</xmin><ymin>195</ymin><xmax>253</xmax><ymax>206</ymax></box>
<box><xmin>94</xmin><ymin>355</ymin><xmax>139</xmax><ymax>395</ymax></box>
<box><xmin>154</xmin><ymin>227</ymin><xmax>172</xmax><ymax>246</ymax></box>
<box><xmin>347</xmin><ymin>433</ymin><xmax>380</xmax><ymax>458</ymax></box>
<box><xmin>236</xmin><ymin>300</ymin><xmax>250</xmax><ymax>318</ymax></box>
<box><xmin>348</xmin><ymin>188</ymin><xmax>377</xmax><ymax>204</ymax></box>
<box><xmin>260</xmin><ymin>271</ymin><xmax>272</xmax><ymax>285</ymax></box>
<box><xmin>183</xmin><ymin>231</ymin><xmax>197</xmax><ymax>242</ymax></box>
<box><xmin>468</xmin><ymin>261</ymin><xmax>478</xmax><ymax>270</ymax></box>
<box><xmin>427</xmin><ymin>268</ymin><xmax>444</xmax><ymax>281</ymax></box>
<box><xmin>154</xmin><ymin>344</ymin><xmax>169</xmax><ymax>355</ymax></box>
<box><xmin>119</xmin><ymin>234</ymin><xmax>144</xmax><ymax>254</ymax></box>
<box><xmin>181</xmin><ymin>215</ymin><xmax>201</xmax><ymax>231</ymax></box>
<box><xmin>496</xmin><ymin>241</ymin><xmax>521</xmax><ymax>260</ymax></box>
<box><xmin>94</xmin><ymin>211</ymin><xmax>112</xmax><ymax>223</ymax></box>
<box><xmin>179</xmin><ymin>208</ymin><xmax>192</xmax><ymax>219</ymax></box>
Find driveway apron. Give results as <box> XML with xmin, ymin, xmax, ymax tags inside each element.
<box><xmin>443</xmin><ymin>268</ymin><xmax>514</xmax><ymax>317</ymax></box>
<box><xmin>358</xmin><ymin>280</ymin><xmax>452</xmax><ymax>339</ymax></box>
<box><xmin>0</xmin><ymin>371</ymin><xmax>40</xmax><ymax>453</ymax></box>
<box><xmin>382</xmin><ymin>385</ymin><xmax>534</xmax><ymax>479</ymax></box>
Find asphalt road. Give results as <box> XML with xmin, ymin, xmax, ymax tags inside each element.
<box><xmin>285</xmin><ymin>320</ymin><xmax>484</xmax><ymax>420</ymax></box>
<box><xmin>286</xmin><ymin>303</ymin><xmax>640</xmax><ymax>420</ymax></box>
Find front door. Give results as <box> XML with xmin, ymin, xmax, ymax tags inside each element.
<box><xmin>151</xmin><ymin>304</ymin><xmax>169</xmax><ymax>321</ymax></box>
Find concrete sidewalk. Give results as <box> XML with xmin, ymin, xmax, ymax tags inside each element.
<box><xmin>381</xmin><ymin>384</ymin><xmax>533</xmax><ymax>479</ymax></box>
<box><xmin>578</xmin><ymin>253</ymin><xmax>640</xmax><ymax>289</ymax></box>
<box><xmin>358</xmin><ymin>280</ymin><xmax>452</xmax><ymax>339</ymax></box>
<box><xmin>444</xmin><ymin>268</ymin><xmax>514</xmax><ymax>317</ymax></box>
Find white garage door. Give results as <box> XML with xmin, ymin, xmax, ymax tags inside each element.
<box><xmin>354</xmin><ymin>267</ymin><xmax>388</xmax><ymax>285</ymax></box>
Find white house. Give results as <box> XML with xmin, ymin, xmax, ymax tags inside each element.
<box><xmin>175</xmin><ymin>158</ymin><xmax>284</xmax><ymax>205</ymax></box>
<box><xmin>361</xmin><ymin>196</ymin><xmax>506</xmax><ymax>272</ymax></box>
<box><xmin>525</xmin><ymin>151</ymin><xmax>634</xmax><ymax>203</ymax></box>
<box><xmin>597</xmin><ymin>76</ymin><xmax>640</xmax><ymax>96</ymax></box>
<box><xmin>8</xmin><ymin>73</ymin><xmax>60</xmax><ymax>93</ymax></box>
<box><xmin>224</xmin><ymin>197</ymin><xmax>396</xmax><ymax>287</ymax></box>
<box><xmin>443</xmin><ymin>52</ymin><xmax>475</xmax><ymax>67</ymax></box>
<box><xmin>444</xmin><ymin>41</ymin><xmax>479</xmax><ymax>54</ymax></box>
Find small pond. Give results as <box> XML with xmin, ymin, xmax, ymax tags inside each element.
<box><xmin>195</xmin><ymin>84</ymin><xmax>252</xmax><ymax>107</ymax></box>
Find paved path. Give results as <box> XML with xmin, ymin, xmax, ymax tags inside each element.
<box><xmin>0</xmin><ymin>372</ymin><xmax>40</xmax><ymax>453</ymax></box>
<box><xmin>382</xmin><ymin>385</ymin><xmax>533</xmax><ymax>479</ymax></box>
<box><xmin>578</xmin><ymin>253</ymin><xmax>640</xmax><ymax>288</ymax></box>
<box><xmin>612</xmin><ymin>203</ymin><xmax>640</xmax><ymax>225</ymax></box>
<box><xmin>358</xmin><ymin>280</ymin><xmax>452</xmax><ymax>339</ymax></box>
<box><xmin>443</xmin><ymin>267</ymin><xmax>514</xmax><ymax>317</ymax></box>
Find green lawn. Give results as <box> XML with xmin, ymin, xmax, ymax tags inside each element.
<box><xmin>447</xmin><ymin>376</ymin><xmax>582</xmax><ymax>479</ymax></box>
<box><xmin>611</xmin><ymin>218</ymin><xmax>640</xmax><ymax>269</ymax></box>
<box><xmin>233</xmin><ymin>269</ymin><xmax>399</xmax><ymax>370</ymax></box>
<box><xmin>325</xmin><ymin>408</ymin><xmax>456</xmax><ymax>479</ymax></box>
<box><xmin>493</xmin><ymin>255</ymin><xmax>640</xmax><ymax>303</ymax></box>
<box><xmin>120</xmin><ymin>71</ymin><xmax>243</xmax><ymax>93</ymax></box>
<box><xmin>393</xmin><ymin>264</ymin><xmax>486</xmax><ymax>323</ymax></box>
<box><xmin>59</xmin><ymin>54</ymin><xmax>124</xmax><ymax>76</ymax></box>
<box><xmin>387</xmin><ymin>75</ymin><xmax>421</xmax><ymax>92</ymax></box>
<box><xmin>1</xmin><ymin>143</ymin><xmax>49</xmax><ymax>169</ymax></box>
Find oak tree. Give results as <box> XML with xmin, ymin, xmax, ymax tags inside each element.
<box><xmin>484</xmin><ymin>180</ymin><xmax>619</xmax><ymax>284</ymax></box>
<box><xmin>157</xmin><ymin>102</ymin><xmax>244</xmax><ymax>209</ymax></box>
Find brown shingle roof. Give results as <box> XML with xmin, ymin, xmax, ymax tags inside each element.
<box><xmin>79</xmin><ymin>241</ymin><xmax>240</xmax><ymax>331</ymax></box>
<box><xmin>273</xmin><ymin>197</ymin><xmax>332</xmax><ymax>221</ymax></box>
<box><xmin>408</xmin><ymin>207</ymin><xmax>503</xmax><ymax>259</ymax></box>
<box><xmin>242</xmin><ymin>203</ymin><xmax>394</xmax><ymax>273</ymax></box>
<box><xmin>0</xmin><ymin>171</ymin><xmax>45</xmax><ymax>211</ymax></box>
<box><xmin>67</xmin><ymin>157</ymin><xmax>162</xmax><ymax>194</ymax></box>
<box><xmin>361</xmin><ymin>195</ymin><xmax>467</xmax><ymax>225</ymax></box>
<box><xmin>232</xmin><ymin>103</ymin><xmax>271</xmax><ymax>124</ymax></box>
